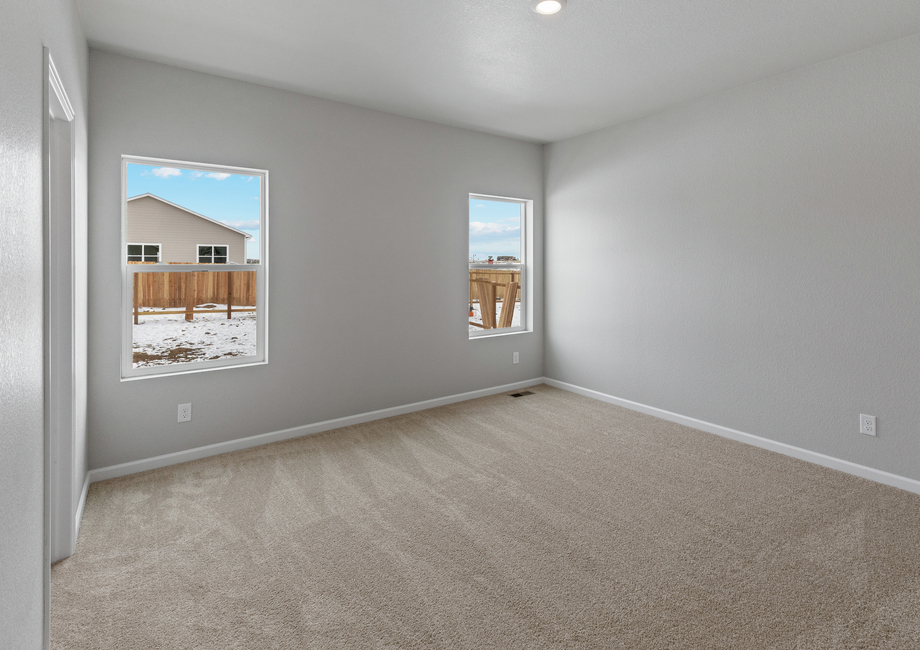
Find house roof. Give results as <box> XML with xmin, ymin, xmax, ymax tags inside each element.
<box><xmin>127</xmin><ymin>193</ymin><xmax>253</xmax><ymax>239</ymax></box>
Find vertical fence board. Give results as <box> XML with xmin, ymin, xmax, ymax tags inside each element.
<box><xmin>184</xmin><ymin>272</ymin><xmax>196</xmax><ymax>321</ymax></box>
<box><xmin>133</xmin><ymin>274</ymin><xmax>139</xmax><ymax>324</ymax></box>
<box><xmin>497</xmin><ymin>281</ymin><xmax>519</xmax><ymax>329</ymax></box>
<box><xmin>227</xmin><ymin>272</ymin><xmax>233</xmax><ymax>319</ymax></box>
<box><xmin>476</xmin><ymin>281</ymin><xmax>497</xmax><ymax>329</ymax></box>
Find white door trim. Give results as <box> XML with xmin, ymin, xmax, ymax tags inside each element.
<box><xmin>43</xmin><ymin>47</ymin><xmax>76</xmax><ymax>649</ymax></box>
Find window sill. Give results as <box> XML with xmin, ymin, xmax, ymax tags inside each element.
<box><xmin>121</xmin><ymin>358</ymin><xmax>267</xmax><ymax>382</ymax></box>
<box><xmin>469</xmin><ymin>329</ymin><xmax>532</xmax><ymax>341</ymax></box>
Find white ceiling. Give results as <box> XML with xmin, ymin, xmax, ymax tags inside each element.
<box><xmin>77</xmin><ymin>0</ymin><xmax>920</xmax><ymax>142</ymax></box>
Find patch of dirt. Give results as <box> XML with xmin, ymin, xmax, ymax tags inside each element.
<box><xmin>133</xmin><ymin>346</ymin><xmax>206</xmax><ymax>366</ymax></box>
<box><xmin>168</xmin><ymin>347</ymin><xmax>203</xmax><ymax>360</ymax></box>
<box><xmin>132</xmin><ymin>351</ymin><xmax>162</xmax><ymax>364</ymax></box>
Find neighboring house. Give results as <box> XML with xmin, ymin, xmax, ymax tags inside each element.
<box><xmin>126</xmin><ymin>193</ymin><xmax>251</xmax><ymax>264</ymax></box>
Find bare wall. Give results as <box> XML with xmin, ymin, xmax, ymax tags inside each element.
<box><xmin>545</xmin><ymin>34</ymin><xmax>920</xmax><ymax>481</ymax></box>
<box><xmin>0</xmin><ymin>0</ymin><xmax>88</xmax><ymax>646</ymax></box>
<box><xmin>88</xmin><ymin>51</ymin><xmax>543</xmax><ymax>469</ymax></box>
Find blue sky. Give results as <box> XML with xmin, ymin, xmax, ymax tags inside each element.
<box><xmin>469</xmin><ymin>198</ymin><xmax>522</xmax><ymax>261</ymax></box>
<box><xmin>127</xmin><ymin>163</ymin><xmax>262</xmax><ymax>260</ymax></box>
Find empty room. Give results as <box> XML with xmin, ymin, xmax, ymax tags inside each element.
<box><xmin>3</xmin><ymin>1</ymin><xmax>920</xmax><ymax>648</ymax></box>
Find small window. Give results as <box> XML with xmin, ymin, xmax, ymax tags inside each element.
<box><xmin>469</xmin><ymin>194</ymin><xmax>529</xmax><ymax>337</ymax></box>
<box><xmin>127</xmin><ymin>243</ymin><xmax>161</xmax><ymax>263</ymax></box>
<box><xmin>198</xmin><ymin>245</ymin><xmax>229</xmax><ymax>264</ymax></box>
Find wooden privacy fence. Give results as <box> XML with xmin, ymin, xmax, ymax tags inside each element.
<box><xmin>469</xmin><ymin>269</ymin><xmax>521</xmax><ymax>330</ymax></box>
<box><xmin>470</xmin><ymin>278</ymin><xmax>519</xmax><ymax>330</ymax></box>
<box><xmin>131</xmin><ymin>269</ymin><xmax>257</xmax><ymax>324</ymax></box>
<box><xmin>469</xmin><ymin>269</ymin><xmax>521</xmax><ymax>303</ymax></box>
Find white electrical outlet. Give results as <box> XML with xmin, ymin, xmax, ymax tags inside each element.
<box><xmin>859</xmin><ymin>414</ymin><xmax>876</xmax><ymax>437</ymax></box>
<box><xmin>513</xmin><ymin>351</ymin><xmax>519</xmax><ymax>364</ymax></box>
<box><xmin>178</xmin><ymin>403</ymin><xmax>192</xmax><ymax>423</ymax></box>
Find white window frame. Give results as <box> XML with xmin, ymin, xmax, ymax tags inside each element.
<box><xmin>121</xmin><ymin>155</ymin><xmax>269</xmax><ymax>380</ymax></box>
<box><xmin>127</xmin><ymin>242</ymin><xmax>161</xmax><ymax>263</ymax></box>
<box><xmin>469</xmin><ymin>193</ymin><xmax>532</xmax><ymax>339</ymax></box>
<box><xmin>197</xmin><ymin>244</ymin><xmax>229</xmax><ymax>264</ymax></box>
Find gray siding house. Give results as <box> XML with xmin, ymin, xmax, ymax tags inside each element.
<box><xmin>126</xmin><ymin>193</ymin><xmax>251</xmax><ymax>264</ymax></box>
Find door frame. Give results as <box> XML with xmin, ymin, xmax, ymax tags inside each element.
<box><xmin>43</xmin><ymin>47</ymin><xmax>76</xmax><ymax>648</ymax></box>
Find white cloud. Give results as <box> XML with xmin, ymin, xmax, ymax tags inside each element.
<box><xmin>150</xmin><ymin>167</ymin><xmax>182</xmax><ymax>178</ymax></box>
<box><xmin>475</xmin><ymin>204</ymin><xmax>485</xmax><ymax>208</ymax></box>
<box><xmin>469</xmin><ymin>222</ymin><xmax>521</xmax><ymax>235</ymax></box>
<box><xmin>223</xmin><ymin>220</ymin><xmax>260</xmax><ymax>230</ymax></box>
<box><xmin>190</xmin><ymin>171</ymin><xmax>232</xmax><ymax>181</ymax></box>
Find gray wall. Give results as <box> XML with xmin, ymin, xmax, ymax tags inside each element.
<box><xmin>545</xmin><ymin>34</ymin><xmax>920</xmax><ymax>481</ymax></box>
<box><xmin>88</xmin><ymin>51</ymin><xmax>543</xmax><ymax>469</ymax></box>
<box><xmin>0</xmin><ymin>0</ymin><xmax>88</xmax><ymax>646</ymax></box>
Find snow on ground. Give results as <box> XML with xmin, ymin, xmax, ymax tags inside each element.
<box><xmin>134</xmin><ymin>299</ymin><xmax>513</xmax><ymax>365</ymax></box>
<box><xmin>469</xmin><ymin>300</ymin><xmax>521</xmax><ymax>332</ymax></box>
<box><xmin>133</xmin><ymin>304</ymin><xmax>256</xmax><ymax>367</ymax></box>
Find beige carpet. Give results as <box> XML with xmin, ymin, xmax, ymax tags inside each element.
<box><xmin>51</xmin><ymin>385</ymin><xmax>920</xmax><ymax>649</ymax></box>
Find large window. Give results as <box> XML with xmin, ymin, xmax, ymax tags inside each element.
<box><xmin>121</xmin><ymin>155</ymin><xmax>268</xmax><ymax>379</ymax></box>
<box><xmin>469</xmin><ymin>194</ymin><xmax>528</xmax><ymax>337</ymax></box>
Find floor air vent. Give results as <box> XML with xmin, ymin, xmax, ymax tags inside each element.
<box><xmin>509</xmin><ymin>391</ymin><xmax>534</xmax><ymax>398</ymax></box>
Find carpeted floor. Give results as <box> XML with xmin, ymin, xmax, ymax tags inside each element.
<box><xmin>51</xmin><ymin>385</ymin><xmax>920</xmax><ymax>649</ymax></box>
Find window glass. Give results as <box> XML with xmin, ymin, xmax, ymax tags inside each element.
<box><xmin>469</xmin><ymin>195</ymin><xmax>525</xmax><ymax>336</ymax></box>
<box><xmin>198</xmin><ymin>245</ymin><xmax>229</xmax><ymax>264</ymax></box>
<box><xmin>123</xmin><ymin>157</ymin><xmax>267</xmax><ymax>379</ymax></box>
<box><xmin>127</xmin><ymin>243</ymin><xmax>160</xmax><ymax>262</ymax></box>
<box><xmin>131</xmin><ymin>269</ymin><xmax>257</xmax><ymax>367</ymax></box>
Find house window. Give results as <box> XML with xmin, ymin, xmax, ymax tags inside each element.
<box><xmin>122</xmin><ymin>155</ymin><xmax>268</xmax><ymax>380</ymax></box>
<box><xmin>127</xmin><ymin>243</ymin><xmax>161</xmax><ymax>262</ymax></box>
<box><xmin>469</xmin><ymin>194</ymin><xmax>529</xmax><ymax>337</ymax></box>
<box><xmin>198</xmin><ymin>245</ymin><xmax>228</xmax><ymax>264</ymax></box>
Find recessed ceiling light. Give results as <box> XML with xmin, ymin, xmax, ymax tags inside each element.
<box><xmin>531</xmin><ymin>0</ymin><xmax>566</xmax><ymax>15</ymax></box>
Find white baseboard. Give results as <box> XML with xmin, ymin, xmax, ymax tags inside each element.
<box><xmin>88</xmin><ymin>377</ymin><xmax>546</xmax><ymax>484</ymax></box>
<box><xmin>75</xmin><ymin>472</ymin><xmax>90</xmax><ymax>539</ymax></box>
<box><xmin>544</xmin><ymin>378</ymin><xmax>920</xmax><ymax>496</ymax></box>
<box><xmin>87</xmin><ymin>375</ymin><xmax>920</xmax><ymax>496</ymax></box>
